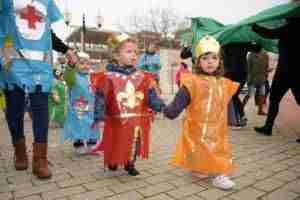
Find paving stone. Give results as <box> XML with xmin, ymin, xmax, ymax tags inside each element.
<box><xmin>0</xmin><ymin>192</ymin><xmax>12</xmax><ymax>200</ymax></box>
<box><xmin>137</xmin><ymin>182</ymin><xmax>175</xmax><ymax>197</ymax></box>
<box><xmin>246</xmin><ymin>170</ymin><xmax>273</xmax><ymax>181</ymax></box>
<box><xmin>108</xmin><ymin>180</ymin><xmax>148</xmax><ymax>194</ymax></box>
<box><xmin>3</xmin><ymin>182</ymin><xmax>33</xmax><ymax>193</ymax></box>
<box><xmin>289</xmin><ymin>165</ymin><xmax>300</xmax><ymax>173</ymax></box>
<box><xmin>167</xmin><ymin>176</ymin><xmax>200</xmax><ymax>187</ymax></box>
<box><xmin>167</xmin><ymin>184</ymin><xmax>206</xmax><ymax>199</ymax></box>
<box><xmin>144</xmin><ymin>174</ymin><xmax>178</xmax><ymax>184</ymax></box>
<box><xmin>261</xmin><ymin>188</ymin><xmax>299</xmax><ymax>200</ymax></box>
<box><xmin>1</xmin><ymin>94</ymin><xmax>300</xmax><ymax>200</ymax></box>
<box><xmin>183</xmin><ymin>195</ymin><xmax>205</xmax><ymax>200</ymax></box>
<box><xmin>198</xmin><ymin>188</ymin><xmax>234</xmax><ymax>200</ymax></box>
<box><xmin>253</xmin><ymin>178</ymin><xmax>285</xmax><ymax>192</ymax></box>
<box><xmin>15</xmin><ymin>183</ymin><xmax>58</xmax><ymax>198</ymax></box>
<box><xmin>272</xmin><ymin>170</ymin><xmax>299</xmax><ymax>182</ymax></box>
<box><xmin>144</xmin><ymin>193</ymin><xmax>175</xmax><ymax>200</ymax></box>
<box><xmin>283</xmin><ymin>179</ymin><xmax>300</xmax><ymax>194</ymax></box>
<box><xmin>57</xmin><ymin>174</ymin><xmax>96</xmax><ymax>188</ymax></box>
<box><xmin>233</xmin><ymin>176</ymin><xmax>257</xmax><ymax>190</ymax></box>
<box><xmin>32</xmin><ymin>173</ymin><xmax>71</xmax><ymax>186</ymax></box>
<box><xmin>41</xmin><ymin>186</ymin><xmax>86</xmax><ymax>200</ymax></box>
<box><xmin>18</xmin><ymin>195</ymin><xmax>42</xmax><ymax>200</ymax></box>
<box><xmin>7</xmin><ymin>175</ymin><xmax>31</xmax><ymax>184</ymax></box>
<box><xmin>117</xmin><ymin>171</ymin><xmax>154</xmax><ymax>183</ymax></box>
<box><xmin>103</xmin><ymin>191</ymin><xmax>143</xmax><ymax>200</ymax></box>
<box><xmin>229</xmin><ymin>188</ymin><xmax>265</xmax><ymax>200</ymax></box>
<box><xmin>83</xmin><ymin>178</ymin><xmax>120</xmax><ymax>190</ymax></box>
<box><xmin>265</xmin><ymin>163</ymin><xmax>289</xmax><ymax>172</ymax></box>
<box><xmin>69</xmin><ymin>187</ymin><xmax>114</xmax><ymax>200</ymax></box>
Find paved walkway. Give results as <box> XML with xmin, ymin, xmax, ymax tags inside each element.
<box><xmin>0</xmin><ymin>93</ymin><xmax>299</xmax><ymax>200</ymax></box>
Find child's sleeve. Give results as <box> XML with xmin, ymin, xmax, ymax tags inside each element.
<box><xmin>91</xmin><ymin>72</ymin><xmax>108</xmax><ymax>122</ymax></box>
<box><xmin>148</xmin><ymin>88</ymin><xmax>164</xmax><ymax>112</ymax></box>
<box><xmin>163</xmin><ymin>85</ymin><xmax>191</xmax><ymax>119</ymax></box>
<box><xmin>94</xmin><ymin>89</ymin><xmax>106</xmax><ymax>123</ymax></box>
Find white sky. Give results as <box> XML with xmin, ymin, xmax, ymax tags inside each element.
<box><xmin>52</xmin><ymin>0</ymin><xmax>290</xmax><ymax>39</ymax></box>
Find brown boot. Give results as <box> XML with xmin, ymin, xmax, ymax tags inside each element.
<box><xmin>13</xmin><ymin>138</ymin><xmax>28</xmax><ymax>170</ymax></box>
<box><xmin>32</xmin><ymin>143</ymin><xmax>52</xmax><ymax>179</ymax></box>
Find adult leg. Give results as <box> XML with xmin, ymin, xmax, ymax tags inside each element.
<box><xmin>232</xmin><ymin>80</ymin><xmax>247</xmax><ymax>126</ymax></box>
<box><xmin>4</xmin><ymin>86</ymin><xmax>28</xmax><ymax>170</ymax></box>
<box><xmin>291</xmin><ymin>80</ymin><xmax>300</xmax><ymax>142</ymax></box>
<box><xmin>256</xmin><ymin>83</ymin><xmax>267</xmax><ymax>115</ymax></box>
<box><xmin>242</xmin><ymin>83</ymin><xmax>255</xmax><ymax>110</ymax></box>
<box><xmin>29</xmin><ymin>89</ymin><xmax>52</xmax><ymax>179</ymax></box>
<box><xmin>254</xmin><ymin>73</ymin><xmax>289</xmax><ymax>136</ymax></box>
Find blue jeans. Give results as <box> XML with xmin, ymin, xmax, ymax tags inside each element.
<box><xmin>5</xmin><ymin>85</ymin><xmax>49</xmax><ymax>144</ymax></box>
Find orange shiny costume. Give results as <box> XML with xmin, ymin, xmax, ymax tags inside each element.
<box><xmin>171</xmin><ymin>74</ymin><xmax>239</xmax><ymax>175</ymax></box>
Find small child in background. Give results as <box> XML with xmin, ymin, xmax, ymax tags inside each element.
<box><xmin>48</xmin><ymin>67</ymin><xmax>67</xmax><ymax>128</ymax></box>
<box><xmin>175</xmin><ymin>61</ymin><xmax>190</xmax><ymax>88</ymax></box>
<box><xmin>62</xmin><ymin>52</ymin><xmax>100</xmax><ymax>155</ymax></box>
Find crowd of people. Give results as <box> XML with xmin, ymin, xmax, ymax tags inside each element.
<box><xmin>0</xmin><ymin>0</ymin><xmax>299</xmax><ymax>191</ymax></box>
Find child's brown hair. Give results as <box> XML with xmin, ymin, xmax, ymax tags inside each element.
<box><xmin>193</xmin><ymin>52</ymin><xmax>224</xmax><ymax>77</ymax></box>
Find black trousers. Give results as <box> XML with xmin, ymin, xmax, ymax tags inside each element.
<box><xmin>265</xmin><ymin>70</ymin><xmax>300</xmax><ymax>128</ymax></box>
<box><xmin>5</xmin><ymin>85</ymin><xmax>49</xmax><ymax>144</ymax></box>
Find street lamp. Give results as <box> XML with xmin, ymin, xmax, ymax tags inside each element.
<box><xmin>96</xmin><ymin>9</ymin><xmax>104</xmax><ymax>29</ymax></box>
<box><xmin>64</xmin><ymin>10</ymin><xmax>72</xmax><ymax>26</ymax></box>
<box><xmin>63</xmin><ymin>6</ymin><xmax>104</xmax><ymax>53</ymax></box>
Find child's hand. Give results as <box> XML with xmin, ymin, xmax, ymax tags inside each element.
<box><xmin>91</xmin><ymin>121</ymin><xmax>104</xmax><ymax>129</ymax></box>
<box><xmin>149</xmin><ymin>80</ymin><xmax>162</xmax><ymax>96</ymax></box>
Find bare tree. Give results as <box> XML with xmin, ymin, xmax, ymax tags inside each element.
<box><xmin>117</xmin><ymin>6</ymin><xmax>183</xmax><ymax>40</ymax></box>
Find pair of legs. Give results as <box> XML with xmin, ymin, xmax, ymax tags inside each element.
<box><xmin>255</xmin><ymin>71</ymin><xmax>300</xmax><ymax>137</ymax></box>
<box><xmin>5</xmin><ymin>85</ymin><xmax>52</xmax><ymax>178</ymax></box>
<box><xmin>73</xmin><ymin>139</ymin><xmax>97</xmax><ymax>154</ymax></box>
<box><xmin>242</xmin><ymin>81</ymin><xmax>267</xmax><ymax>115</ymax></box>
<box><xmin>108</xmin><ymin>132</ymin><xmax>141</xmax><ymax>176</ymax></box>
<box><xmin>231</xmin><ymin>79</ymin><xmax>247</xmax><ymax>127</ymax></box>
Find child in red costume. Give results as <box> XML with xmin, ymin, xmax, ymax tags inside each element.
<box><xmin>91</xmin><ymin>35</ymin><xmax>163</xmax><ymax>176</ymax></box>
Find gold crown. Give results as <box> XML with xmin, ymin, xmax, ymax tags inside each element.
<box><xmin>107</xmin><ymin>33</ymin><xmax>131</xmax><ymax>49</ymax></box>
<box><xmin>3</xmin><ymin>35</ymin><xmax>13</xmax><ymax>48</ymax></box>
<box><xmin>195</xmin><ymin>35</ymin><xmax>220</xmax><ymax>58</ymax></box>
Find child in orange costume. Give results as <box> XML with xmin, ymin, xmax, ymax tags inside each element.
<box><xmin>162</xmin><ymin>36</ymin><xmax>239</xmax><ymax>190</ymax></box>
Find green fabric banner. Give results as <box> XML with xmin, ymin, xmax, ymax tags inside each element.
<box><xmin>190</xmin><ymin>2</ymin><xmax>300</xmax><ymax>53</ymax></box>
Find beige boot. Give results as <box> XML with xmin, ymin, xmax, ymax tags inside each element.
<box><xmin>13</xmin><ymin>138</ymin><xmax>28</xmax><ymax>170</ymax></box>
<box><xmin>32</xmin><ymin>143</ymin><xmax>52</xmax><ymax>179</ymax></box>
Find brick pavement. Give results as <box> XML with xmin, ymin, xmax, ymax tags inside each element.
<box><xmin>0</xmin><ymin>95</ymin><xmax>299</xmax><ymax>200</ymax></box>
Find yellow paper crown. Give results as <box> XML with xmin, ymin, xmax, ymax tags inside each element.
<box><xmin>3</xmin><ymin>35</ymin><xmax>13</xmax><ymax>48</ymax></box>
<box><xmin>107</xmin><ymin>33</ymin><xmax>131</xmax><ymax>49</ymax></box>
<box><xmin>195</xmin><ymin>35</ymin><xmax>220</xmax><ymax>58</ymax></box>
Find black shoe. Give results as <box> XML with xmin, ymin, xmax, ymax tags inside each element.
<box><xmin>87</xmin><ymin>139</ymin><xmax>97</xmax><ymax>146</ymax></box>
<box><xmin>239</xmin><ymin>117</ymin><xmax>247</xmax><ymax>127</ymax></box>
<box><xmin>296</xmin><ymin>138</ymin><xmax>300</xmax><ymax>143</ymax></box>
<box><xmin>73</xmin><ymin>140</ymin><xmax>84</xmax><ymax>148</ymax></box>
<box><xmin>108</xmin><ymin>165</ymin><xmax>118</xmax><ymax>171</ymax></box>
<box><xmin>127</xmin><ymin>167</ymin><xmax>140</xmax><ymax>176</ymax></box>
<box><xmin>124</xmin><ymin>164</ymin><xmax>140</xmax><ymax>176</ymax></box>
<box><xmin>254</xmin><ymin>125</ymin><xmax>272</xmax><ymax>136</ymax></box>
